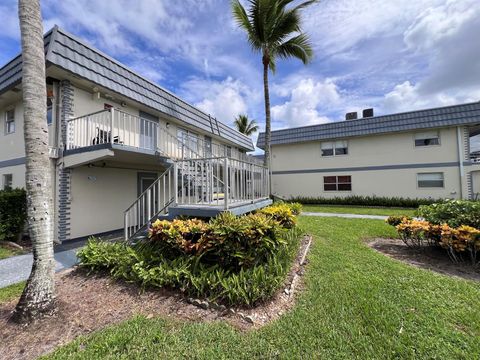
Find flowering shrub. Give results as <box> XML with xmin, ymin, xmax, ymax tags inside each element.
<box><xmin>392</xmin><ymin>217</ymin><xmax>480</xmax><ymax>265</ymax></box>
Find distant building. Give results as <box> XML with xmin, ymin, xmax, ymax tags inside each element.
<box><xmin>258</xmin><ymin>103</ymin><xmax>480</xmax><ymax>200</ymax></box>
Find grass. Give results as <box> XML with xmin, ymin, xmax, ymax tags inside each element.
<box><xmin>44</xmin><ymin>216</ymin><xmax>480</xmax><ymax>359</ymax></box>
<box><xmin>0</xmin><ymin>243</ymin><xmax>24</xmax><ymax>260</ymax></box>
<box><xmin>0</xmin><ymin>281</ymin><xmax>24</xmax><ymax>303</ymax></box>
<box><xmin>301</xmin><ymin>204</ymin><xmax>417</xmax><ymax>216</ymax></box>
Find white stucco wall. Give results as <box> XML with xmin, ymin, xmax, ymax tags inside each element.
<box><xmin>69</xmin><ymin>166</ymin><xmax>158</xmax><ymax>238</ymax></box>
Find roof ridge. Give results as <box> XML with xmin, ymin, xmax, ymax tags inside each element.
<box><xmin>51</xmin><ymin>26</ymin><xmax>252</xmax><ymax>144</ymax></box>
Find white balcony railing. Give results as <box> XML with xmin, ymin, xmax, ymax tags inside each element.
<box><xmin>124</xmin><ymin>156</ymin><xmax>270</xmax><ymax>239</ymax></box>
<box><xmin>66</xmin><ymin>108</ymin><xmax>262</xmax><ymax>164</ymax></box>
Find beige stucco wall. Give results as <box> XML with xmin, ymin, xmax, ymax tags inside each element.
<box><xmin>0</xmin><ymin>101</ymin><xmax>25</xmax><ymax>161</ymax></box>
<box><xmin>271</xmin><ymin>127</ymin><xmax>467</xmax><ymax>200</ymax></box>
<box><xmin>69</xmin><ymin>166</ymin><xmax>160</xmax><ymax>238</ymax></box>
<box><xmin>0</xmin><ymin>164</ymin><xmax>25</xmax><ymax>189</ymax></box>
<box><xmin>472</xmin><ymin>170</ymin><xmax>480</xmax><ymax>200</ymax></box>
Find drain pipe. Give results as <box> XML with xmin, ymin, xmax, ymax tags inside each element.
<box><xmin>456</xmin><ymin>126</ymin><xmax>465</xmax><ymax>199</ymax></box>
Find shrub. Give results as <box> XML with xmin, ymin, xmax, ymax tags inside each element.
<box><xmin>289</xmin><ymin>195</ymin><xmax>441</xmax><ymax>208</ymax></box>
<box><xmin>417</xmin><ymin>200</ymin><xmax>480</xmax><ymax>228</ymax></box>
<box><xmin>0</xmin><ymin>188</ymin><xmax>27</xmax><ymax>242</ymax></box>
<box><xmin>79</xmin><ymin>204</ymin><xmax>304</xmax><ymax>305</ymax></box>
<box><xmin>259</xmin><ymin>203</ymin><xmax>298</xmax><ymax>228</ymax></box>
<box><xmin>385</xmin><ymin>215</ymin><xmax>413</xmax><ymax>227</ymax></box>
<box><xmin>78</xmin><ymin>226</ymin><xmax>302</xmax><ymax>306</ymax></box>
<box><xmin>393</xmin><ymin>218</ymin><xmax>480</xmax><ymax>265</ymax></box>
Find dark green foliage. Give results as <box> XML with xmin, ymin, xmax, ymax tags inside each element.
<box><xmin>78</xmin><ymin>227</ymin><xmax>302</xmax><ymax>306</ymax></box>
<box><xmin>385</xmin><ymin>215</ymin><xmax>413</xmax><ymax>227</ymax></box>
<box><xmin>417</xmin><ymin>200</ymin><xmax>480</xmax><ymax>228</ymax></box>
<box><xmin>290</xmin><ymin>195</ymin><xmax>442</xmax><ymax>208</ymax></box>
<box><xmin>0</xmin><ymin>188</ymin><xmax>27</xmax><ymax>242</ymax></box>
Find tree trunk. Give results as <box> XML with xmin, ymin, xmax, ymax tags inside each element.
<box><xmin>13</xmin><ymin>0</ymin><xmax>56</xmax><ymax>324</ymax></box>
<box><xmin>262</xmin><ymin>55</ymin><xmax>271</xmax><ymax>176</ymax></box>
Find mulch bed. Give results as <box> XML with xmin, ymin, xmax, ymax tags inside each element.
<box><xmin>368</xmin><ymin>238</ymin><xmax>480</xmax><ymax>282</ymax></box>
<box><xmin>0</xmin><ymin>235</ymin><xmax>312</xmax><ymax>360</ymax></box>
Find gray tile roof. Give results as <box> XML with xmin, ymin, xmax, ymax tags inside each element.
<box><xmin>0</xmin><ymin>26</ymin><xmax>254</xmax><ymax>151</ymax></box>
<box><xmin>257</xmin><ymin>102</ymin><xmax>480</xmax><ymax>149</ymax></box>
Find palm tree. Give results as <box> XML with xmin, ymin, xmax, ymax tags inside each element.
<box><xmin>232</xmin><ymin>0</ymin><xmax>316</xmax><ymax>168</ymax></box>
<box><xmin>13</xmin><ymin>0</ymin><xmax>56</xmax><ymax>323</ymax></box>
<box><xmin>234</xmin><ymin>114</ymin><xmax>259</xmax><ymax>136</ymax></box>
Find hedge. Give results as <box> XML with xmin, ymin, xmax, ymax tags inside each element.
<box><xmin>0</xmin><ymin>188</ymin><xmax>27</xmax><ymax>242</ymax></box>
<box><xmin>289</xmin><ymin>195</ymin><xmax>443</xmax><ymax>208</ymax></box>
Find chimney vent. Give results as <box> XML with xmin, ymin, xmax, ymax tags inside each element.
<box><xmin>345</xmin><ymin>112</ymin><xmax>357</xmax><ymax>121</ymax></box>
<box><xmin>362</xmin><ymin>108</ymin><xmax>374</xmax><ymax>118</ymax></box>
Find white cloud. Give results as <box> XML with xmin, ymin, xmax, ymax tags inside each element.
<box><xmin>383</xmin><ymin>0</ymin><xmax>480</xmax><ymax>112</ymax></box>
<box><xmin>180</xmin><ymin>77</ymin><xmax>257</xmax><ymax>126</ymax></box>
<box><xmin>271</xmin><ymin>78</ymin><xmax>341</xmax><ymax>128</ymax></box>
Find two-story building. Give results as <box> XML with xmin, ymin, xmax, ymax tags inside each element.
<box><xmin>257</xmin><ymin>104</ymin><xmax>480</xmax><ymax>200</ymax></box>
<box><xmin>0</xmin><ymin>26</ymin><xmax>270</xmax><ymax>242</ymax></box>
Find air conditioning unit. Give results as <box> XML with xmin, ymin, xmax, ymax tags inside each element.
<box><xmin>345</xmin><ymin>112</ymin><xmax>357</xmax><ymax>121</ymax></box>
<box><xmin>362</xmin><ymin>108</ymin><xmax>374</xmax><ymax>118</ymax></box>
<box><xmin>49</xmin><ymin>147</ymin><xmax>59</xmax><ymax>159</ymax></box>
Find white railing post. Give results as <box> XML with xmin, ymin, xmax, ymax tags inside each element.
<box><xmin>110</xmin><ymin>108</ymin><xmax>115</xmax><ymax>145</ymax></box>
<box><xmin>224</xmin><ymin>157</ymin><xmax>229</xmax><ymax>210</ymax></box>
<box><xmin>174</xmin><ymin>161</ymin><xmax>178</xmax><ymax>205</ymax></box>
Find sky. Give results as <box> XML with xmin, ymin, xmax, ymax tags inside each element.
<box><xmin>1</xmin><ymin>0</ymin><xmax>479</xmax><ymax>151</ymax></box>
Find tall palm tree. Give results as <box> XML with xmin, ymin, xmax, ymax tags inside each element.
<box><xmin>234</xmin><ymin>114</ymin><xmax>259</xmax><ymax>136</ymax></box>
<box><xmin>232</xmin><ymin>0</ymin><xmax>316</xmax><ymax>168</ymax></box>
<box><xmin>14</xmin><ymin>0</ymin><xmax>56</xmax><ymax>323</ymax></box>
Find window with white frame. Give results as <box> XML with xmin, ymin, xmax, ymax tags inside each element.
<box><xmin>2</xmin><ymin>174</ymin><xmax>12</xmax><ymax>190</ymax></box>
<box><xmin>417</xmin><ymin>172</ymin><xmax>444</xmax><ymax>188</ymax></box>
<box><xmin>414</xmin><ymin>131</ymin><xmax>440</xmax><ymax>147</ymax></box>
<box><xmin>321</xmin><ymin>140</ymin><xmax>348</xmax><ymax>156</ymax></box>
<box><xmin>5</xmin><ymin>109</ymin><xmax>15</xmax><ymax>134</ymax></box>
<box><xmin>324</xmin><ymin>175</ymin><xmax>352</xmax><ymax>191</ymax></box>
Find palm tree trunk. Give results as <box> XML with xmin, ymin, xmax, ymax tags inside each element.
<box><xmin>262</xmin><ymin>56</ymin><xmax>271</xmax><ymax>166</ymax></box>
<box><xmin>13</xmin><ymin>0</ymin><xmax>56</xmax><ymax>324</ymax></box>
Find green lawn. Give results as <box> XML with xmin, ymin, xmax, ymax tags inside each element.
<box><xmin>43</xmin><ymin>216</ymin><xmax>480</xmax><ymax>359</ymax></box>
<box><xmin>0</xmin><ymin>281</ymin><xmax>24</xmax><ymax>303</ymax></box>
<box><xmin>302</xmin><ymin>204</ymin><xmax>417</xmax><ymax>216</ymax></box>
<box><xmin>0</xmin><ymin>244</ymin><xmax>24</xmax><ymax>260</ymax></box>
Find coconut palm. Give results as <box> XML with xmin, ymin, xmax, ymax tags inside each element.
<box><xmin>232</xmin><ymin>0</ymin><xmax>316</xmax><ymax>168</ymax></box>
<box><xmin>234</xmin><ymin>114</ymin><xmax>259</xmax><ymax>136</ymax></box>
<box><xmin>14</xmin><ymin>0</ymin><xmax>56</xmax><ymax>323</ymax></box>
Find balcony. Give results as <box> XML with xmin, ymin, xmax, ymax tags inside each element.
<box><xmin>66</xmin><ymin>109</ymin><xmax>261</xmax><ymax>164</ymax></box>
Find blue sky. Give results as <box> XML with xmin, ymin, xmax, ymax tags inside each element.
<box><xmin>1</xmin><ymin>0</ymin><xmax>479</xmax><ymax>150</ymax></box>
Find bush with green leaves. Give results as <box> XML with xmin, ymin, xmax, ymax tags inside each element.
<box><xmin>78</xmin><ymin>226</ymin><xmax>302</xmax><ymax>306</ymax></box>
<box><xmin>417</xmin><ymin>200</ymin><xmax>480</xmax><ymax>228</ymax></box>
<box><xmin>289</xmin><ymin>195</ymin><xmax>440</xmax><ymax>208</ymax></box>
<box><xmin>385</xmin><ymin>215</ymin><xmax>413</xmax><ymax>227</ymax></box>
<box><xmin>78</xmin><ymin>204</ymin><xmax>303</xmax><ymax>305</ymax></box>
<box><xmin>0</xmin><ymin>188</ymin><xmax>27</xmax><ymax>242</ymax></box>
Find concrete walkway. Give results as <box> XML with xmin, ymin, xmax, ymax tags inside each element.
<box><xmin>302</xmin><ymin>212</ymin><xmax>388</xmax><ymax>220</ymax></box>
<box><xmin>0</xmin><ymin>232</ymin><xmax>123</xmax><ymax>289</ymax></box>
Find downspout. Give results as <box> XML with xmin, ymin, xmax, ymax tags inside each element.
<box><xmin>456</xmin><ymin>126</ymin><xmax>465</xmax><ymax>199</ymax></box>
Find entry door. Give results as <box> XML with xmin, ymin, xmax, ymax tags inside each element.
<box><xmin>139</xmin><ymin>111</ymin><xmax>158</xmax><ymax>150</ymax></box>
<box><xmin>138</xmin><ymin>172</ymin><xmax>158</xmax><ymax>222</ymax></box>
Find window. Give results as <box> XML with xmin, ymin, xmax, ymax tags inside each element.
<box><xmin>5</xmin><ymin>109</ymin><xmax>15</xmax><ymax>134</ymax></box>
<box><xmin>415</xmin><ymin>131</ymin><xmax>440</xmax><ymax>147</ymax></box>
<box><xmin>417</xmin><ymin>172</ymin><xmax>444</xmax><ymax>188</ymax></box>
<box><xmin>47</xmin><ymin>97</ymin><xmax>53</xmax><ymax>125</ymax></box>
<box><xmin>177</xmin><ymin>128</ymin><xmax>198</xmax><ymax>152</ymax></box>
<box><xmin>2</xmin><ymin>174</ymin><xmax>12</xmax><ymax>190</ymax></box>
<box><xmin>321</xmin><ymin>140</ymin><xmax>348</xmax><ymax>156</ymax></box>
<box><xmin>324</xmin><ymin>175</ymin><xmax>352</xmax><ymax>191</ymax></box>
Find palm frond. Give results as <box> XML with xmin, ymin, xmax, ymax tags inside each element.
<box><xmin>275</xmin><ymin>33</ymin><xmax>314</xmax><ymax>64</ymax></box>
